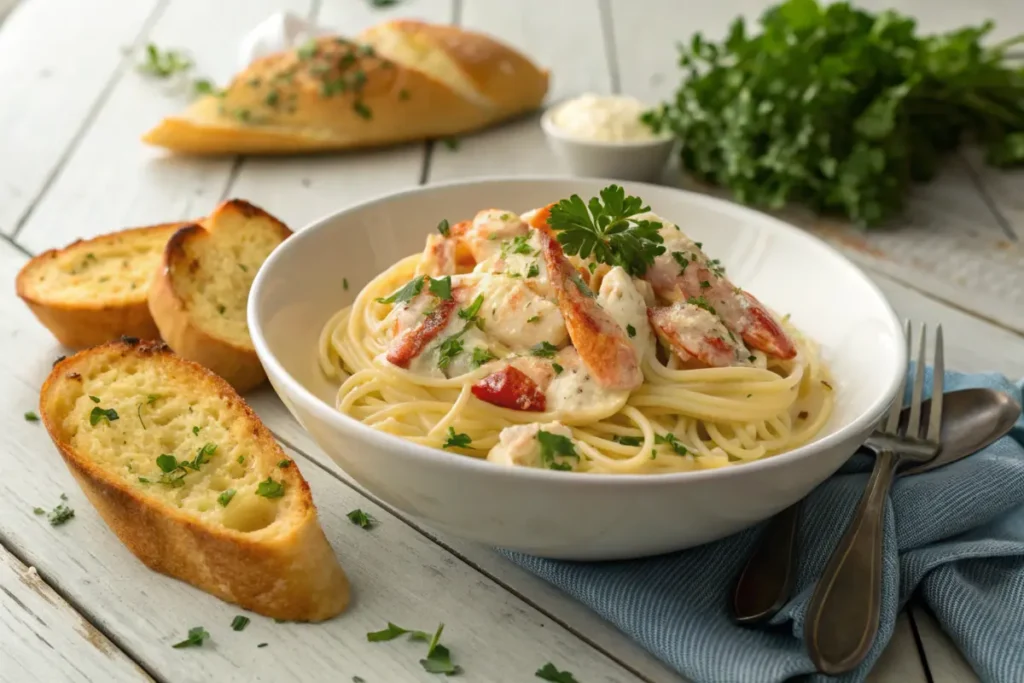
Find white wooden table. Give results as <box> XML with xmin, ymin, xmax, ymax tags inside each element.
<box><xmin>2</xmin><ymin>1</ymin><xmax>1023</xmax><ymax>681</ymax></box>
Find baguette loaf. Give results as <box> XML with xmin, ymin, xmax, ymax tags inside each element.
<box><xmin>142</xmin><ymin>20</ymin><xmax>549</xmax><ymax>155</ymax></box>
<box><xmin>16</xmin><ymin>223</ymin><xmax>184</xmax><ymax>348</ymax></box>
<box><xmin>148</xmin><ymin>199</ymin><xmax>290</xmax><ymax>392</ymax></box>
<box><xmin>39</xmin><ymin>338</ymin><xmax>349</xmax><ymax>621</ymax></box>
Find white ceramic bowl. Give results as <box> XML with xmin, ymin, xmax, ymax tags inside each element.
<box><xmin>249</xmin><ymin>177</ymin><xmax>905</xmax><ymax>560</ymax></box>
<box><xmin>540</xmin><ymin>105</ymin><xmax>674</xmax><ymax>182</ymax></box>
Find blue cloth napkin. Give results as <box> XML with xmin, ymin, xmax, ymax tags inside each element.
<box><xmin>505</xmin><ymin>369</ymin><xmax>1024</xmax><ymax>682</ymax></box>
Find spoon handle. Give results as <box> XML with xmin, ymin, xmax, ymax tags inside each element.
<box><xmin>731</xmin><ymin>502</ymin><xmax>801</xmax><ymax>624</ymax></box>
<box><xmin>804</xmin><ymin>448</ymin><xmax>898</xmax><ymax>675</ymax></box>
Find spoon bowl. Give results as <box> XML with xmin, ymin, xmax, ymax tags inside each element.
<box><xmin>731</xmin><ymin>386</ymin><xmax>1021</xmax><ymax>626</ymax></box>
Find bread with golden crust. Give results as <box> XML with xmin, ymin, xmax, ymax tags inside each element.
<box><xmin>142</xmin><ymin>20</ymin><xmax>549</xmax><ymax>155</ymax></box>
<box><xmin>148</xmin><ymin>199</ymin><xmax>291</xmax><ymax>392</ymax></box>
<box><xmin>39</xmin><ymin>338</ymin><xmax>350</xmax><ymax>621</ymax></box>
<box><xmin>16</xmin><ymin>222</ymin><xmax>184</xmax><ymax>348</ymax></box>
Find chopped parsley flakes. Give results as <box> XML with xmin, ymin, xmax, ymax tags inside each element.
<box><xmin>375</xmin><ymin>276</ymin><xmax>424</xmax><ymax>305</ymax></box>
<box><xmin>217</xmin><ymin>489</ymin><xmax>236</xmax><ymax>506</ymax></box>
<box><xmin>429</xmin><ymin>275</ymin><xmax>453</xmax><ymax>300</ymax></box>
<box><xmin>471</xmin><ymin>347</ymin><xmax>497</xmax><ymax>368</ymax></box>
<box><xmin>24</xmin><ymin>411</ymin><xmax>39</xmax><ymax>422</ymax></box>
<box><xmin>530</xmin><ymin>341</ymin><xmax>559</xmax><ymax>358</ymax></box>
<box><xmin>626</xmin><ymin>324</ymin><xmax>637</xmax><ymax>338</ymax></box>
<box><xmin>437</xmin><ymin>334</ymin><xmax>465</xmax><ymax>371</ymax></box>
<box><xmin>655</xmin><ymin>432</ymin><xmax>688</xmax><ymax>456</ymax></box>
<box><xmin>89</xmin><ymin>406</ymin><xmax>119</xmax><ymax>426</ymax></box>
<box><xmin>256</xmin><ymin>478</ymin><xmax>285</xmax><ymax>498</ymax></box>
<box><xmin>501</xmin><ymin>234</ymin><xmax>535</xmax><ymax>259</ymax></box>
<box><xmin>672</xmin><ymin>251</ymin><xmax>689</xmax><ymax>274</ymax></box>
<box><xmin>537</xmin><ymin>430</ymin><xmax>578</xmax><ymax>471</ymax></box>
<box><xmin>686</xmin><ymin>295</ymin><xmax>716</xmax><ymax>315</ymax></box>
<box><xmin>172</xmin><ymin>626</ymin><xmax>210</xmax><ymax>649</ymax></box>
<box><xmin>536</xmin><ymin>662</ymin><xmax>579</xmax><ymax>683</ymax></box>
<box><xmin>347</xmin><ymin>508</ymin><xmax>376</xmax><ymax>529</ymax></box>
<box><xmin>437</xmin><ymin>219</ymin><xmax>450</xmax><ymax>236</ymax></box>
<box><xmin>459</xmin><ymin>294</ymin><xmax>484</xmax><ymax>321</ymax></box>
<box><xmin>231</xmin><ymin>615</ymin><xmax>250</xmax><ymax>632</ymax></box>
<box><xmin>442</xmin><ymin>427</ymin><xmax>471</xmax><ymax>449</ymax></box>
<box><xmin>46</xmin><ymin>502</ymin><xmax>75</xmax><ymax>526</ymax></box>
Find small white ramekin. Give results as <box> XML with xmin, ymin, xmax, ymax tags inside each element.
<box><xmin>540</xmin><ymin>102</ymin><xmax>675</xmax><ymax>182</ymax></box>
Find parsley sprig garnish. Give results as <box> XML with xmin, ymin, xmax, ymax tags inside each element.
<box><xmin>547</xmin><ymin>185</ymin><xmax>665</xmax><ymax>276</ymax></box>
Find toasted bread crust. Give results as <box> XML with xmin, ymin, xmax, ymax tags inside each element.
<box><xmin>16</xmin><ymin>223</ymin><xmax>184</xmax><ymax>348</ymax></box>
<box><xmin>148</xmin><ymin>200</ymin><xmax>291</xmax><ymax>392</ymax></box>
<box><xmin>142</xmin><ymin>24</ymin><xmax>548</xmax><ymax>156</ymax></box>
<box><xmin>39</xmin><ymin>339</ymin><xmax>349</xmax><ymax>621</ymax></box>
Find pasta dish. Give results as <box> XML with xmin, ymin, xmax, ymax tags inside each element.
<box><xmin>318</xmin><ymin>185</ymin><xmax>833</xmax><ymax>474</ymax></box>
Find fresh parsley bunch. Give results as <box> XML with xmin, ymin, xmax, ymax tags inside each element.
<box><xmin>643</xmin><ymin>0</ymin><xmax>1024</xmax><ymax>226</ymax></box>
<box><xmin>547</xmin><ymin>184</ymin><xmax>665</xmax><ymax>276</ymax></box>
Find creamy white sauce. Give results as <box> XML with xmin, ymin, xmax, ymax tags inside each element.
<box><xmin>546</xmin><ymin>351</ymin><xmax>626</xmax><ymax>415</ymax></box>
<box><xmin>477</xmin><ymin>274</ymin><xmax>566</xmax><ymax>352</ymax></box>
<box><xmin>487</xmin><ymin>421</ymin><xmax>575</xmax><ymax>469</ymax></box>
<box><xmin>550</xmin><ymin>94</ymin><xmax>665</xmax><ymax>143</ymax></box>
<box><xmin>464</xmin><ymin>209</ymin><xmax>529</xmax><ymax>263</ymax></box>
<box><xmin>597</xmin><ymin>267</ymin><xmax>653</xmax><ymax>363</ymax></box>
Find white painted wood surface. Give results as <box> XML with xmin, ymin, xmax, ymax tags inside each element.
<box><xmin>1</xmin><ymin>0</ymin><xmax>1023</xmax><ymax>681</ymax></box>
<box><xmin>0</xmin><ymin>544</ymin><xmax>152</xmax><ymax>683</ymax></box>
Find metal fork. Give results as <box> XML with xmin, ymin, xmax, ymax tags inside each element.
<box><xmin>804</xmin><ymin>321</ymin><xmax>944</xmax><ymax>676</ymax></box>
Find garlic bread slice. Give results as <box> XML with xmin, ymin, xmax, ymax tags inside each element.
<box><xmin>39</xmin><ymin>338</ymin><xmax>349</xmax><ymax>621</ymax></box>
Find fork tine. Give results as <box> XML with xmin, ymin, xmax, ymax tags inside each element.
<box><xmin>885</xmin><ymin>320</ymin><xmax>912</xmax><ymax>433</ymax></box>
<box><xmin>906</xmin><ymin>323</ymin><xmax>927</xmax><ymax>438</ymax></box>
<box><xmin>926</xmin><ymin>325</ymin><xmax>944</xmax><ymax>443</ymax></box>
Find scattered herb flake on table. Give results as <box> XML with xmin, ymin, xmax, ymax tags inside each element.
<box><xmin>139</xmin><ymin>43</ymin><xmax>193</xmax><ymax>78</ymax></box>
<box><xmin>46</xmin><ymin>501</ymin><xmax>75</xmax><ymax>526</ymax></box>
<box><xmin>172</xmin><ymin>626</ymin><xmax>210</xmax><ymax>649</ymax></box>
<box><xmin>420</xmin><ymin>643</ymin><xmax>461</xmax><ymax>676</ymax></box>
<box><xmin>347</xmin><ymin>509</ymin><xmax>376</xmax><ymax>529</ymax></box>
<box><xmin>536</xmin><ymin>662</ymin><xmax>579</xmax><ymax>683</ymax></box>
<box><xmin>366</xmin><ymin>622</ymin><xmax>412</xmax><ymax>641</ymax></box>
<box><xmin>231</xmin><ymin>615</ymin><xmax>250</xmax><ymax>632</ymax></box>
<box><xmin>23</xmin><ymin>411</ymin><xmax>38</xmax><ymax>422</ymax></box>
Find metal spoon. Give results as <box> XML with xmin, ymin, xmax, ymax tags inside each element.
<box><xmin>730</xmin><ymin>388</ymin><xmax>1020</xmax><ymax>626</ymax></box>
